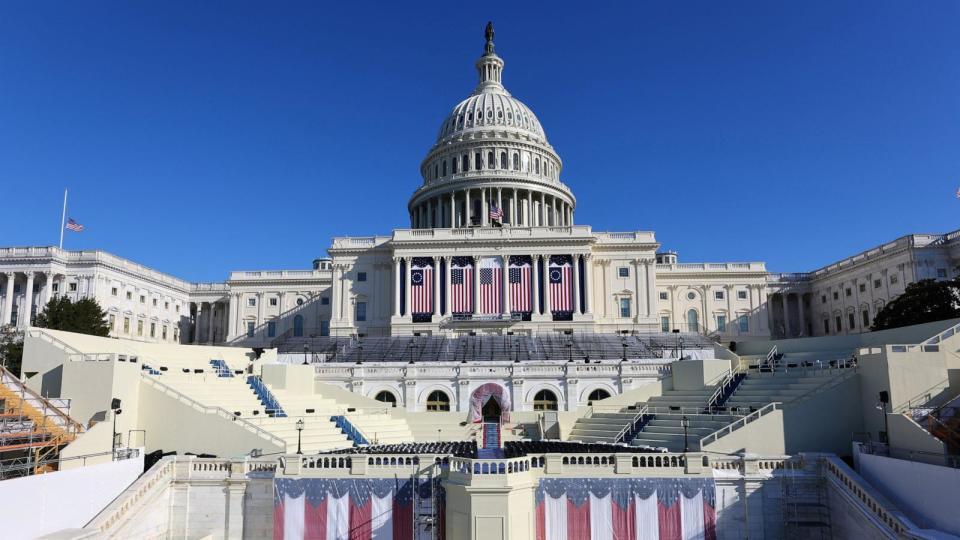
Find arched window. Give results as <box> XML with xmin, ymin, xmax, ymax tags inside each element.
<box><xmin>442</xmin><ymin>160</ymin><xmax>447</xmax><ymax>176</ymax></box>
<box><xmin>293</xmin><ymin>315</ymin><xmax>304</xmax><ymax>337</ymax></box>
<box><xmin>375</xmin><ymin>391</ymin><xmax>397</xmax><ymax>407</ymax></box>
<box><xmin>587</xmin><ymin>389</ymin><xmax>611</xmax><ymax>402</ymax></box>
<box><xmin>487</xmin><ymin>151</ymin><xmax>495</xmax><ymax>169</ymax></box>
<box><xmin>686</xmin><ymin>309</ymin><xmax>699</xmax><ymax>332</ymax></box>
<box><xmin>452</xmin><ymin>156</ymin><xmax>458</xmax><ymax>174</ymax></box>
<box><xmin>434</xmin><ymin>164</ymin><xmax>438</xmax><ymax>179</ymax></box>
<box><xmin>533</xmin><ymin>389</ymin><xmax>558</xmax><ymax>411</ymax></box>
<box><xmin>535</xmin><ymin>158</ymin><xmax>540</xmax><ymax>175</ymax></box>
<box><xmin>426</xmin><ymin>390</ymin><xmax>450</xmax><ymax>412</ymax></box>
<box><xmin>513</xmin><ymin>153</ymin><xmax>520</xmax><ymax>170</ymax></box>
<box><xmin>500</xmin><ymin>152</ymin><xmax>508</xmax><ymax>169</ymax></box>
<box><xmin>463</xmin><ymin>154</ymin><xmax>470</xmax><ymax>172</ymax></box>
<box><xmin>475</xmin><ymin>152</ymin><xmax>482</xmax><ymax>170</ymax></box>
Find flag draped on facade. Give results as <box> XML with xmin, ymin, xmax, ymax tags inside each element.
<box><xmin>410</xmin><ymin>258</ymin><xmax>433</xmax><ymax>315</ymax></box>
<box><xmin>509</xmin><ymin>255</ymin><xmax>532</xmax><ymax>314</ymax></box>
<box><xmin>535</xmin><ymin>478</ymin><xmax>716</xmax><ymax>540</ymax></box>
<box><xmin>478</xmin><ymin>257</ymin><xmax>503</xmax><ymax>314</ymax></box>
<box><xmin>489</xmin><ymin>202</ymin><xmax>503</xmax><ymax>223</ymax></box>
<box><xmin>274</xmin><ymin>477</ymin><xmax>444</xmax><ymax>540</ymax></box>
<box><xmin>548</xmin><ymin>255</ymin><xmax>573</xmax><ymax>313</ymax></box>
<box><xmin>450</xmin><ymin>256</ymin><xmax>474</xmax><ymax>314</ymax></box>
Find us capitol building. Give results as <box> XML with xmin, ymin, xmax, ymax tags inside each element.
<box><xmin>0</xmin><ymin>28</ymin><xmax>957</xmax><ymax>348</ymax></box>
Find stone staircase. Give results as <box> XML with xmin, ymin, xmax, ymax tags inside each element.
<box><xmin>725</xmin><ymin>370</ymin><xmax>848</xmax><ymax>411</ymax></box>
<box><xmin>568</xmin><ymin>409</ymin><xmax>644</xmax><ymax>443</ymax></box>
<box><xmin>631</xmin><ymin>413</ymin><xmax>744</xmax><ymax>452</ymax></box>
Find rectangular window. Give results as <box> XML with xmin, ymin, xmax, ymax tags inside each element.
<box><xmin>246</xmin><ymin>321</ymin><xmax>255</xmax><ymax>338</ymax></box>
<box><xmin>716</xmin><ymin>315</ymin><xmax>726</xmax><ymax>332</ymax></box>
<box><xmin>714</xmin><ymin>291</ymin><xmax>724</xmax><ymax>300</ymax></box>
<box><xmin>890</xmin><ymin>275</ymin><xmax>898</xmax><ymax>284</ymax></box>
<box><xmin>269</xmin><ymin>298</ymin><xmax>278</xmax><ymax>306</ymax></box>
<box><xmin>162</xmin><ymin>325</ymin><xmax>168</xmax><ymax>340</ymax></box>
<box><xmin>833</xmin><ymin>291</ymin><xmax>839</xmax><ymax>300</ymax></box>
<box><xmin>661</xmin><ymin>316</ymin><xmax>670</xmax><ymax>332</ymax></box>
<box><xmin>619</xmin><ymin>298</ymin><xmax>631</xmax><ymax>318</ymax></box>
<box><xmin>858</xmin><ymin>283</ymin><xmax>866</xmax><ymax>293</ymax></box>
<box><xmin>320</xmin><ymin>320</ymin><xmax>330</xmax><ymax>336</ymax></box>
<box><xmin>267</xmin><ymin>321</ymin><xmax>277</xmax><ymax>338</ymax></box>
<box><xmin>248</xmin><ymin>298</ymin><xmax>256</xmax><ymax>307</ymax></box>
<box><xmin>165</xmin><ymin>301</ymin><xmax>169</xmax><ymax>309</ymax></box>
<box><xmin>824</xmin><ymin>319</ymin><xmax>830</xmax><ymax>334</ymax></box>
<box><xmin>173</xmin><ymin>328</ymin><xmax>179</xmax><ymax>341</ymax></box>
<box><xmin>659</xmin><ymin>292</ymin><xmax>668</xmax><ymax>301</ymax></box>
<box><xmin>109</xmin><ymin>314</ymin><xmax>116</xmax><ymax>330</ymax></box>
<box><xmin>356</xmin><ymin>302</ymin><xmax>367</xmax><ymax>322</ymax></box>
<box><xmin>737</xmin><ymin>291</ymin><xmax>747</xmax><ymax>300</ymax></box>
<box><xmin>874</xmin><ymin>279</ymin><xmax>882</xmax><ymax>289</ymax></box>
<box><xmin>862</xmin><ymin>310</ymin><xmax>870</xmax><ymax>328</ymax></box>
<box><xmin>845</xmin><ymin>288</ymin><xmax>851</xmax><ymax>297</ymax></box>
<box><xmin>69</xmin><ymin>283</ymin><xmax>78</xmax><ymax>292</ymax></box>
<box><xmin>111</xmin><ymin>287</ymin><xmax>118</xmax><ymax>296</ymax></box>
<box><xmin>835</xmin><ymin>316</ymin><xmax>842</xmax><ymax>333</ymax></box>
<box><xmin>358</xmin><ymin>272</ymin><xmax>368</xmax><ymax>282</ymax></box>
<box><xmin>176</xmin><ymin>304</ymin><xmax>180</xmax><ymax>313</ymax></box>
<box><xmin>126</xmin><ymin>291</ymin><xmax>132</xmax><ymax>300</ymax></box>
<box><xmin>848</xmin><ymin>312</ymin><xmax>856</xmax><ymax>329</ymax></box>
<box><xmin>140</xmin><ymin>295</ymin><xmax>146</xmax><ymax>304</ymax></box>
<box><xmin>150</xmin><ymin>323</ymin><xmax>156</xmax><ymax>338</ymax></box>
<box><xmin>821</xmin><ymin>295</ymin><xmax>827</xmax><ymax>304</ymax></box>
<box><xmin>321</xmin><ymin>297</ymin><xmax>330</xmax><ymax>305</ymax></box>
<box><xmin>739</xmin><ymin>315</ymin><xmax>749</xmax><ymax>332</ymax></box>
<box><xmin>123</xmin><ymin>318</ymin><xmax>130</xmax><ymax>333</ymax></box>
<box><xmin>937</xmin><ymin>268</ymin><xmax>948</xmax><ymax>278</ymax></box>
<box><xmin>137</xmin><ymin>320</ymin><xmax>144</xmax><ymax>336</ymax></box>
<box><xmin>152</xmin><ymin>298</ymin><xmax>157</xmax><ymax>306</ymax></box>
<box><xmin>617</xmin><ymin>267</ymin><xmax>629</xmax><ymax>278</ymax></box>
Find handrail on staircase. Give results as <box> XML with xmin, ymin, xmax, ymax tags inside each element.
<box><xmin>699</xmin><ymin>402</ymin><xmax>781</xmax><ymax>447</ymax></box>
<box><xmin>613</xmin><ymin>405</ymin><xmax>648</xmax><ymax>444</ymax></box>
<box><xmin>893</xmin><ymin>378</ymin><xmax>950</xmax><ymax>414</ymax></box>
<box><xmin>0</xmin><ymin>365</ymin><xmax>84</xmax><ymax>435</ymax></box>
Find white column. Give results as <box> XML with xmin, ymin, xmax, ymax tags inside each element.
<box><xmin>645</xmin><ymin>260</ymin><xmax>657</xmax><ymax>321</ymax></box>
<box><xmin>539</xmin><ymin>193</ymin><xmax>545</xmax><ymax>226</ymax></box>
<box><xmin>511</xmin><ymin>189</ymin><xmax>518</xmax><ymax>226</ymax></box>
<box><xmin>193</xmin><ymin>303</ymin><xmax>202</xmax><ymax>343</ymax></box>
<box><xmin>584</xmin><ymin>255</ymin><xmax>593</xmax><ymax>315</ymax></box>
<box><xmin>393</xmin><ymin>258</ymin><xmax>401</xmax><ymax>317</ymax></box>
<box><xmin>21</xmin><ymin>272</ymin><xmax>35</xmax><ymax>328</ymax></box>
<box><xmin>782</xmin><ymin>294</ymin><xmax>792</xmax><ymax>337</ymax></box>
<box><xmin>449</xmin><ymin>192</ymin><xmax>455</xmax><ymax>228</ymax></box>
<box><xmin>543</xmin><ymin>255</ymin><xmax>552</xmax><ymax>315</ymax></box>
<box><xmin>465</xmin><ymin>190</ymin><xmax>472</xmax><ymax>226</ymax></box>
<box><xmin>526</xmin><ymin>191</ymin><xmax>533</xmax><ymax>226</ymax></box>
<box><xmin>725</xmin><ymin>286</ymin><xmax>734</xmax><ymax>335</ymax></box>
<box><xmin>2</xmin><ymin>273</ymin><xmax>14</xmax><ymax>326</ymax></box>
<box><xmin>501</xmin><ymin>255</ymin><xmax>510</xmax><ymax>316</ymax></box>
<box><xmin>444</xmin><ymin>257</ymin><xmax>452</xmax><ymax>316</ymax></box>
<box><xmin>404</xmin><ymin>258</ymin><xmax>412</xmax><ymax>319</ymax></box>
<box><xmin>433</xmin><ymin>257</ymin><xmax>441</xmax><ymax>318</ymax></box>
<box><xmin>497</xmin><ymin>188</ymin><xmax>503</xmax><ymax>223</ymax></box>
<box><xmin>572</xmin><ymin>254</ymin><xmax>581</xmax><ymax>314</ymax></box>
<box><xmin>427</xmin><ymin>199</ymin><xmax>433</xmax><ymax>228</ymax></box>
<box><xmin>227</xmin><ymin>293</ymin><xmax>238</xmax><ymax>340</ymax></box>
<box><xmin>531</xmin><ymin>255</ymin><xmax>541</xmax><ymax>315</ymax></box>
<box><xmin>633</xmin><ymin>259</ymin><xmax>644</xmax><ymax>321</ymax></box>
<box><xmin>41</xmin><ymin>271</ymin><xmax>53</xmax><ymax>308</ymax></box>
<box><xmin>331</xmin><ymin>264</ymin><xmax>342</xmax><ymax>325</ymax></box>
<box><xmin>208</xmin><ymin>302</ymin><xmax>216</xmax><ymax>343</ymax></box>
<box><xmin>798</xmin><ymin>294</ymin><xmax>806</xmax><ymax>336</ymax></box>
<box><xmin>481</xmin><ymin>188</ymin><xmax>488</xmax><ymax>226</ymax></box>
<box><xmin>472</xmin><ymin>257</ymin><xmax>480</xmax><ymax>315</ymax></box>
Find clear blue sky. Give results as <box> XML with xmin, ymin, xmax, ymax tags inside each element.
<box><xmin>1</xmin><ymin>2</ymin><xmax>957</xmax><ymax>282</ymax></box>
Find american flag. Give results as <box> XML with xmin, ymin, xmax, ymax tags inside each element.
<box><xmin>410</xmin><ymin>258</ymin><xmax>433</xmax><ymax>314</ymax></box>
<box><xmin>509</xmin><ymin>255</ymin><xmax>532</xmax><ymax>313</ymax></box>
<box><xmin>489</xmin><ymin>202</ymin><xmax>503</xmax><ymax>222</ymax></box>
<box><xmin>549</xmin><ymin>255</ymin><xmax>573</xmax><ymax>312</ymax></box>
<box><xmin>478</xmin><ymin>257</ymin><xmax>502</xmax><ymax>314</ymax></box>
<box><xmin>450</xmin><ymin>256</ymin><xmax>473</xmax><ymax>314</ymax></box>
<box><xmin>65</xmin><ymin>218</ymin><xmax>84</xmax><ymax>232</ymax></box>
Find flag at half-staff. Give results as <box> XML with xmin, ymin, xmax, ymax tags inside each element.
<box><xmin>489</xmin><ymin>202</ymin><xmax>503</xmax><ymax>227</ymax></box>
<box><xmin>509</xmin><ymin>255</ymin><xmax>532</xmax><ymax>314</ymax></box>
<box><xmin>478</xmin><ymin>256</ymin><xmax>503</xmax><ymax>314</ymax></box>
<box><xmin>450</xmin><ymin>256</ymin><xmax>474</xmax><ymax>314</ymax></box>
<box><xmin>549</xmin><ymin>255</ymin><xmax>573</xmax><ymax>313</ymax></box>
<box><xmin>410</xmin><ymin>257</ymin><xmax>434</xmax><ymax>315</ymax></box>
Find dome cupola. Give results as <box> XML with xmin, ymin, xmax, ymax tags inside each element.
<box><xmin>408</xmin><ymin>23</ymin><xmax>576</xmax><ymax>230</ymax></box>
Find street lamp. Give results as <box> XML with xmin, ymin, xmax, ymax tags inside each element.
<box><xmin>356</xmin><ymin>345</ymin><xmax>363</xmax><ymax>365</ymax></box>
<box><xmin>110</xmin><ymin>398</ymin><xmax>122</xmax><ymax>460</ymax></box>
<box><xmin>408</xmin><ymin>340</ymin><xmax>417</xmax><ymax>364</ymax></box>
<box><xmin>681</xmin><ymin>415</ymin><xmax>690</xmax><ymax>453</ymax></box>
<box><xmin>303</xmin><ymin>343</ymin><xmax>309</xmax><ymax>365</ymax></box>
<box><xmin>296</xmin><ymin>418</ymin><xmax>305</xmax><ymax>455</ymax></box>
<box><xmin>622</xmin><ymin>340</ymin><xmax>628</xmax><ymax>362</ymax></box>
<box><xmin>566</xmin><ymin>341</ymin><xmax>573</xmax><ymax>363</ymax></box>
<box><xmin>678</xmin><ymin>336</ymin><xmax>685</xmax><ymax>360</ymax></box>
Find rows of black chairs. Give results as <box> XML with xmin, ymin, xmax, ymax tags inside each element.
<box><xmin>502</xmin><ymin>440</ymin><xmax>667</xmax><ymax>458</ymax></box>
<box><xmin>325</xmin><ymin>441</ymin><xmax>477</xmax><ymax>458</ymax></box>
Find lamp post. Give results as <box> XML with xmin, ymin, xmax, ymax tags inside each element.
<box><xmin>566</xmin><ymin>341</ymin><xmax>573</xmax><ymax>363</ymax></box>
<box><xmin>681</xmin><ymin>415</ymin><xmax>690</xmax><ymax>453</ymax></box>
<box><xmin>622</xmin><ymin>340</ymin><xmax>628</xmax><ymax>362</ymax></box>
<box><xmin>678</xmin><ymin>336</ymin><xmax>685</xmax><ymax>360</ymax></box>
<box><xmin>303</xmin><ymin>343</ymin><xmax>309</xmax><ymax>365</ymax></box>
<box><xmin>408</xmin><ymin>340</ymin><xmax>417</xmax><ymax>364</ymax></box>
<box><xmin>296</xmin><ymin>418</ymin><xmax>305</xmax><ymax>455</ymax></box>
<box><xmin>356</xmin><ymin>345</ymin><xmax>363</xmax><ymax>365</ymax></box>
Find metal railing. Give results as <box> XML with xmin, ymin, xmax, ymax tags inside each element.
<box><xmin>613</xmin><ymin>405</ymin><xmax>649</xmax><ymax>444</ymax></box>
<box><xmin>140</xmin><ymin>376</ymin><xmax>287</xmax><ymax>448</ymax></box>
<box><xmin>699</xmin><ymin>402</ymin><xmax>781</xmax><ymax>447</ymax></box>
<box><xmin>894</xmin><ymin>378</ymin><xmax>950</xmax><ymax>413</ymax></box>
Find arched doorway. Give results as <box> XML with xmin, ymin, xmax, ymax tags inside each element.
<box><xmin>293</xmin><ymin>314</ymin><xmax>304</xmax><ymax>337</ymax></box>
<box><xmin>468</xmin><ymin>383</ymin><xmax>511</xmax><ymax>423</ymax></box>
<box><xmin>481</xmin><ymin>397</ymin><xmax>501</xmax><ymax>423</ymax></box>
<box><xmin>686</xmin><ymin>309</ymin><xmax>699</xmax><ymax>332</ymax></box>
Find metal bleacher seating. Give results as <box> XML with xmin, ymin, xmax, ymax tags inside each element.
<box><xmin>277</xmin><ymin>331</ymin><xmax>709</xmax><ymax>363</ymax></box>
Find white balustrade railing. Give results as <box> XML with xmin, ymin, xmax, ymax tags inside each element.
<box><xmin>699</xmin><ymin>402</ymin><xmax>781</xmax><ymax>448</ymax></box>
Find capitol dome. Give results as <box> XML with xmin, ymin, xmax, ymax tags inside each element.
<box><xmin>408</xmin><ymin>23</ymin><xmax>575</xmax><ymax>230</ymax></box>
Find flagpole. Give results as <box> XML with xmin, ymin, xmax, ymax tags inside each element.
<box><xmin>59</xmin><ymin>189</ymin><xmax>68</xmax><ymax>249</ymax></box>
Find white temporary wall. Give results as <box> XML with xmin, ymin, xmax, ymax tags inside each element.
<box><xmin>0</xmin><ymin>453</ymin><xmax>143</xmax><ymax>540</ymax></box>
<box><xmin>858</xmin><ymin>451</ymin><xmax>960</xmax><ymax>536</ymax></box>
